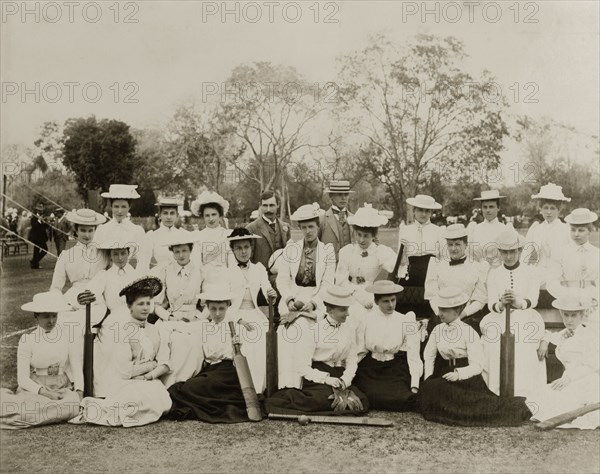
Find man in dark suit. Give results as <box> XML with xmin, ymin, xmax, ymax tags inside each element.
<box><xmin>246</xmin><ymin>190</ymin><xmax>291</xmax><ymax>289</ymax></box>
<box><xmin>319</xmin><ymin>180</ymin><xmax>354</xmax><ymax>262</ymax></box>
<box><xmin>29</xmin><ymin>204</ymin><xmax>50</xmax><ymax>269</ymax></box>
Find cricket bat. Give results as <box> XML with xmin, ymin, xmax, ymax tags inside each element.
<box><xmin>83</xmin><ymin>302</ymin><xmax>94</xmax><ymax>397</ymax></box>
<box><xmin>268</xmin><ymin>413</ymin><xmax>393</xmax><ymax>427</ymax></box>
<box><xmin>229</xmin><ymin>321</ymin><xmax>263</xmax><ymax>421</ymax></box>
<box><xmin>535</xmin><ymin>402</ymin><xmax>600</xmax><ymax>430</ymax></box>
<box><xmin>265</xmin><ymin>296</ymin><xmax>278</xmax><ymax>397</ymax></box>
<box><xmin>500</xmin><ymin>305</ymin><xmax>515</xmax><ymax>397</ymax></box>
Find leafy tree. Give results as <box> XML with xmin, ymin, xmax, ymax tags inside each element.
<box><xmin>62</xmin><ymin>116</ymin><xmax>138</xmax><ymax>200</ymax></box>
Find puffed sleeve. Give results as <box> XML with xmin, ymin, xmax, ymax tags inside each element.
<box><xmin>524</xmin><ymin>266</ymin><xmax>540</xmax><ymax>309</ymax></box>
<box><xmin>322</xmin><ymin>243</ymin><xmax>336</xmax><ymax>288</ymax></box>
<box><xmin>423</xmin><ymin>327</ymin><xmax>438</xmax><ymax>380</ymax></box>
<box><xmin>155</xmin><ymin>324</ymin><xmax>173</xmax><ymax>370</ymax></box>
<box><xmin>456</xmin><ymin>327</ymin><xmax>484</xmax><ymax>380</ymax></box>
<box><xmin>402</xmin><ymin>313</ymin><xmax>423</xmax><ymax>388</ymax></box>
<box><xmin>294</xmin><ymin>319</ymin><xmax>329</xmax><ymax>384</ymax></box>
<box><xmin>423</xmin><ymin>258</ymin><xmax>440</xmax><ymax>308</ymax></box>
<box><xmin>376</xmin><ymin>244</ymin><xmax>397</xmax><ymax>274</ymax></box>
<box><xmin>335</xmin><ymin>245</ymin><xmax>352</xmax><ymax>287</ymax></box>
<box><xmin>464</xmin><ymin>261</ymin><xmax>487</xmax><ymax>316</ymax></box>
<box><xmin>17</xmin><ymin>333</ymin><xmax>42</xmax><ymax>394</ymax></box>
<box><xmin>50</xmin><ymin>251</ymin><xmax>68</xmax><ymax>294</ymax></box>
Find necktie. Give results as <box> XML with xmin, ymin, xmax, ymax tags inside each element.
<box><xmin>269</xmin><ymin>222</ymin><xmax>276</xmax><ymax>232</ymax></box>
<box><xmin>339</xmin><ymin>210</ymin><xmax>347</xmax><ymax>226</ymax></box>
<box><xmin>238</xmin><ymin>262</ymin><xmax>248</xmax><ymax>268</ymax></box>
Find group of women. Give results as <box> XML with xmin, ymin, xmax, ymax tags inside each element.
<box><xmin>1</xmin><ymin>182</ymin><xmax>598</xmax><ymax>431</ymax></box>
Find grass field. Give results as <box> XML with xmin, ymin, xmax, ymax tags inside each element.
<box><xmin>1</xmin><ymin>231</ymin><xmax>599</xmax><ymax>474</ymax></box>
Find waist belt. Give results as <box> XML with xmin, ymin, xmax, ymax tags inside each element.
<box><xmin>445</xmin><ymin>357</ymin><xmax>468</xmax><ymax>367</ymax></box>
<box><xmin>348</xmin><ymin>275</ymin><xmax>366</xmax><ymax>284</ymax></box>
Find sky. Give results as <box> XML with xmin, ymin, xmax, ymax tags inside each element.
<box><xmin>2</xmin><ymin>0</ymin><xmax>599</xmax><ymax>166</ymax></box>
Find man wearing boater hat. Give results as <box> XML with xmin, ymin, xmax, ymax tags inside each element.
<box><xmin>468</xmin><ymin>189</ymin><xmax>506</xmax><ymax>266</ymax></box>
<box><xmin>94</xmin><ymin>184</ymin><xmax>147</xmax><ymax>270</ymax></box>
<box><xmin>319</xmin><ymin>180</ymin><xmax>355</xmax><ymax>262</ymax></box>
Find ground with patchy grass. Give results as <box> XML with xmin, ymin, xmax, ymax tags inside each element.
<box><xmin>1</xmin><ymin>231</ymin><xmax>599</xmax><ymax>473</ymax></box>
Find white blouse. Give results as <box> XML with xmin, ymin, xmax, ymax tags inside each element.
<box><xmin>200</xmin><ymin>320</ymin><xmax>235</xmax><ymax>365</ymax></box>
<box><xmin>151</xmin><ymin>261</ymin><xmax>204</xmax><ymax>319</ymax></box>
<box><xmin>487</xmin><ymin>263</ymin><xmax>540</xmax><ymax>313</ymax></box>
<box><xmin>93</xmin><ymin>219</ymin><xmax>147</xmax><ymax>267</ymax></box>
<box><xmin>545</xmin><ymin>325</ymin><xmax>599</xmax><ymax>382</ymax></box>
<box><xmin>294</xmin><ymin>315</ymin><xmax>359</xmax><ymax>388</ymax></box>
<box><xmin>358</xmin><ymin>308</ymin><xmax>423</xmax><ymax>388</ymax></box>
<box><xmin>468</xmin><ymin>218</ymin><xmax>506</xmax><ymax>263</ymax></box>
<box><xmin>549</xmin><ymin>242</ymin><xmax>599</xmax><ymax>294</ymax></box>
<box><xmin>423</xmin><ymin>320</ymin><xmax>484</xmax><ymax>380</ymax></box>
<box><xmin>142</xmin><ymin>224</ymin><xmax>178</xmax><ymax>269</ymax></box>
<box><xmin>190</xmin><ymin>226</ymin><xmax>233</xmax><ymax>268</ymax></box>
<box><xmin>424</xmin><ymin>258</ymin><xmax>488</xmax><ymax>315</ymax></box>
<box><xmin>336</xmin><ymin>243</ymin><xmax>397</xmax><ymax>286</ymax></box>
<box><xmin>397</xmin><ymin>221</ymin><xmax>444</xmax><ymax>278</ymax></box>
<box><xmin>523</xmin><ymin>219</ymin><xmax>570</xmax><ymax>269</ymax></box>
<box><xmin>17</xmin><ymin>324</ymin><xmax>83</xmax><ymax>393</ymax></box>
<box><xmin>88</xmin><ymin>264</ymin><xmax>141</xmax><ymax>311</ymax></box>
<box><xmin>50</xmin><ymin>241</ymin><xmax>107</xmax><ymax>303</ymax></box>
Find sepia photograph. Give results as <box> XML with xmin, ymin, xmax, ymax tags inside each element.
<box><xmin>0</xmin><ymin>1</ymin><xmax>598</xmax><ymax>473</ymax></box>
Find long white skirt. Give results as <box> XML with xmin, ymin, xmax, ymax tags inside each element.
<box><xmin>156</xmin><ymin>320</ymin><xmax>204</xmax><ymax>388</ymax></box>
<box><xmin>80</xmin><ymin>379</ymin><xmax>172</xmax><ymax>427</ymax></box>
<box><xmin>480</xmin><ymin>309</ymin><xmax>547</xmax><ymax>398</ymax></box>
<box><xmin>526</xmin><ymin>372</ymin><xmax>600</xmax><ymax>429</ymax></box>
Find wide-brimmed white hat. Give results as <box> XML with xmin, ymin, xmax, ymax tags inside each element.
<box><xmin>324</xmin><ymin>180</ymin><xmax>355</xmax><ymax>194</ymax></box>
<box><xmin>495</xmin><ymin>228</ymin><xmax>525</xmax><ymax>250</ymax></box>
<box><xmin>473</xmin><ymin>189</ymin><xmax>505</xmax><ymax>201</ymax></box>
<box><xmin>406</xmin><ymin>194</ymin><xmax>442</xmax><ymax>210</ymax></box>
<box><xmin>552</xmin><ymin>291</ymin><xmax>593</xmax><ymax>312</ymax></box>
<box><xmin>100</xmin><ymin>184</ymin><xmax>140</xmax><ymax>200</ymax></box>
<box><xmin>321</xmin><ymin>285</ymin><xmax>354</xmax><ymax>307</ymax></box>
<box><xmin>433</xmin><ymin>287</ymin><xmax>469</xmax><ymax>308</ymax></box>
<box><xmin>347</xmin><ymin>203</ymin><xmax>388</xmax><ymax>228</ymax></box>
<box><xmin>191</xmin><ymin>190</ymin><xmax>229</xmax><ymax>217</ymax></box>
<box><xmin>66</xmin><ymin>208</ymin><xmax>106</xmax><ymax>226</ymax></box>
<box><xmin>531</xmin><ymin>183</ymin><xmax>571</xmax><ymax>202</ymax></box>
<box><xmin>564</xmin><ymin>208</ymin><xmax>598</xmax><ymax>225</ymax></box>
<box><xmin>22</xmin><ymin>292</ymin><xmax>72</xmax><ymax>313</ymax></box>
<box><xmin>198</xmin><ymin>286</ymin><xmax>233</xmax><ymax>302</ymax></box>
<box><xmin>162</xmin><ymin>229</ymin><xmax>198</xmax><ymax>247</ymax></box>
<box><xmin>155</xmin><ymin>197</ymin><xmax>182</xmax><ymax>208</ymax></box>
<box><xmin>443</xmin><ymin>223</ymin><xmax>468</xmax><ymax>240</ymax></box>
<box><xmin>365</xmin><ymin>280</ymin><xmax>404</xmax><ymax>295</ymax></box>
<box><xmin>291</xmin><ymin>203</ymin><xmax>322</xmax><ymax>222</ymax></box>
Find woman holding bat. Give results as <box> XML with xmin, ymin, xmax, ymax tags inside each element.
<box><xmin>265</xmin><ymin>285</ymin><xmax>369</xmax><ymax>416</ymax></box>
<box><xmin>1</xmin><ymin>293</ymin><xmax>82</xmax><ymax>429</ymax></box>
<box><xmin>167</xmin><ymin>288</ymin><xmax>263</xmax><ymax>423</ymax></box>
<box><xmin>479</xmin><ymin>228</ymin><xmax>547</xmax><ymax>398</ymax></box>
<box><xmin>527</xmin><ymin>291</ymin><xmax>599</xmax><ymax>429</ymax></box>
<box><xmin>420</xmin><ymin>287</ymin><xmax>532</xmax><ymax>426</ymax></box>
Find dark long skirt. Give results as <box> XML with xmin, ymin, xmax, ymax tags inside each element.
<box><xmin>167</xmin><ymin>360</ymin><xmax>259</xmax><ymax>423</ymax></box>
<box><xmin>419</xmin><ymin>357</ymin><xmax>532</xmax><ymax>427</ymax></box>
<box><xmin>353</xmin><ymin>351</ymin><xmax>416</xmax><ymax>411</ymax></box>
<box><xmin>265</xmin><ymin>362</ymin><xmax>369</xmax><ymax>415</ymax></box>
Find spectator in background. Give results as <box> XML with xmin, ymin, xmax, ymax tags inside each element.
<box><xmin>52</xmin><ymin>208</ymin><xmax>71</xmax><ymax>256</ymax></box>
<box><xmin>29</xmin><ymin>204</ymin><xmax>50</xmax><ymax>269</ymax></box>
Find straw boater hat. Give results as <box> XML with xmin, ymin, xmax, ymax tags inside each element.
<box><xmin>198</xmin><ymin>286</ymin><xmax>233</xmax><ymax>303</ymax></box>
<box><xmin>291</xmin><ymin>203</ymin><xmax>322</xmax><ymax>222</ymax></box>
<box><xmin>163</xmin><ymin>229</ymin><xmax>198</xmax><ymax>247</ymax></box>
<box><xmin>190</xmin><ymin>190</ymin><xmax>229</xmax><ymax>217</ymax></box>
<box><xmin>495</xmin><ymin>228</ymin><xmax>526</xmax><ymax>250</ymax></box>
<box><xmin>347</xmin><ymin>203</ymin><xmax>389</xmax><ymax>227</ymax></box>
<box><xmin>406</xmin><ymin>194</ymin><xmax>442</xmax><ymax>210</ymax></box>
<box><xmin>119</xmin><ymin>276</ymin><xmax>163</xmax><ymax>299</ymax></box>
<box><xmin>66</xmin><ymin>208</ymin><xmax>107</xmax><ymax>226</ymax></box>
<box><xmin>324</xmin><ymin>180</ymin><xmax>355</xmax><ymax>194</ymax></box>
<box><xmin>531</xmin><ymin>183</ymin><xmax>571</xmax><ymax>202</ymax></box>
<box><xmin>433</xmin><ymin>287</ymin><xmax>470</xmax><ymax>309</ymax></box>
<box><xmin>100</xmin><ymin>184</ymin><xmax>141</xmax><ymax>200</ymax></box>
<box><xmin>473</xmin><ymin>189</ymin><xmax>505</xmax><ymax>201</ymax></box>
<box><xmin>552</xmin><ymin>291</ymin><xmax>593</xmax><ymax>312</ymax></box>
<box><xmin>321</xmin><ymin>285</ymin><xmax>354</xmax><ymax>307</ymax></box>
<box><xmin>22</xmin><ymin>292</ymin><xmax>72</xmax><ymax>313</ymax></box>
<box><xmin>564</xmin><ymin>208</ymin><xmax>598</xmax><ymax>225</ymax></box>
<box><xmin>443</xmin><ymin>223</ymin><xmax>468</xmax><ymax>240</ymax></box>
<box><xmin>227</xmin><ymin>227</ymin><xmax>262</xmax><ymax>242</ymax></box>
<box><xmin>365</xmin><ymin>280</ymin><xmax>404</xmax><ymax>295</ymax></box>
<box><xmin>155</xmin><ymin>197</ymin><xmax>182</xmax><ymax>208</ymax></box>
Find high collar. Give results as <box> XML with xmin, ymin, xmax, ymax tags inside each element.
<box><xmin>325</xmin><ymin>314</ymin><xmax>341</xmax><ymax>328</ymax></box>
<box><xmin>415</xmin><ymin>220</ymin><xmax>431</xmax><ymax>228</ymax></box>
<box><xmin>262</xmin><ymin>215</ymin><xmax>276</xmax><ymax>225</ymax></box>
<box><xmin>159</xmin><ymin>224</ymin><xmax>175</xmax><ymax>231</ymax></box>
<box><xmin>443</xmin><ymin>318</ymin><xmax>462</xmax><ymax>328</ymax></box>
<box><xmin>331</xmin><ymin>205</ymin><xmax>347</xmax><ymax>213</ymax></box>
<box><xmin>356</xmin><ymin>242</ymin><xmax>377</xmax><ymax>253</ymax></box>
<box><xmin>504</xmin><ymin>261</ymin><xmax>520</xmax><ymax>271</ymax></box>
<box><xmin>483</xmin><ymin>218</ymin><xmax>499</xmax><ymax>225</ymax></box>
<box><xmin>304</xmin><ymin>238</ymin><xmax>318</xmax><ymax>249</ymax></box>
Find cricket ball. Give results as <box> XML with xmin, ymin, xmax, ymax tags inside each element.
<box><xmin>298</xmin><ymin>415</ymin><xmax>309</xmax><ymax>426</ymax></box>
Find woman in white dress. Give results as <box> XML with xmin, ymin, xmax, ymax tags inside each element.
<box><xmin>354</xmin><ymin>280</ymin><xmax>422</xmax><ymax>411</ymax></box>
<box><xmin>225</xmin><ymin>227</ymin><xmax>277</xmax><ymax>392</ymax></box>
<box><xmin>50</xmin><ymin>209</ymin><xmax>108</xmax><ymax>326</ymax></box>
<box><xmin>190</xmin><ymin>191</ymin><xmax>233</xmax><ymax>286</ymax></box>
<box><xmin>75</xmin><ymin>277</ymin><xmax>172</xmax><ymax>427</ymax></box>
<box><xmin>1</xmin><ymin>293</ymin><xmax>81</xmax><ymax>429</ymax></box>
<box><xmin>480</xmin><ymin>228</ymin><xmax>547</xmax><ymax>398</ymax></box>
<box><xmin>528</xmin><ymin>291</ymin><xmax>599</xmax><ymax>429</ymax></box>
<box><xmin>335</xmin><ymin>204</ymin><xmax>397</xmax><ymax>328</ymax></box>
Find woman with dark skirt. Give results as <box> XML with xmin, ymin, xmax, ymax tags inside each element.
<box><xmin>167</xmin><ymin>288</ymin><xmax>260</xmax><ymax>423</ymax></box>
<box><xmin>353</xmin><ymin>281</ymin><xmax>422</xmax><ymax>411</ymax></box>
<box><xmin>420</xmin><ymin>286</ymin><xmax>532</xmax><ymax>427</ymax></box>
<box><xmin>266</xmin><ymin>286</ymin><xmax>369</xmax><ymax>416</ymax></box>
